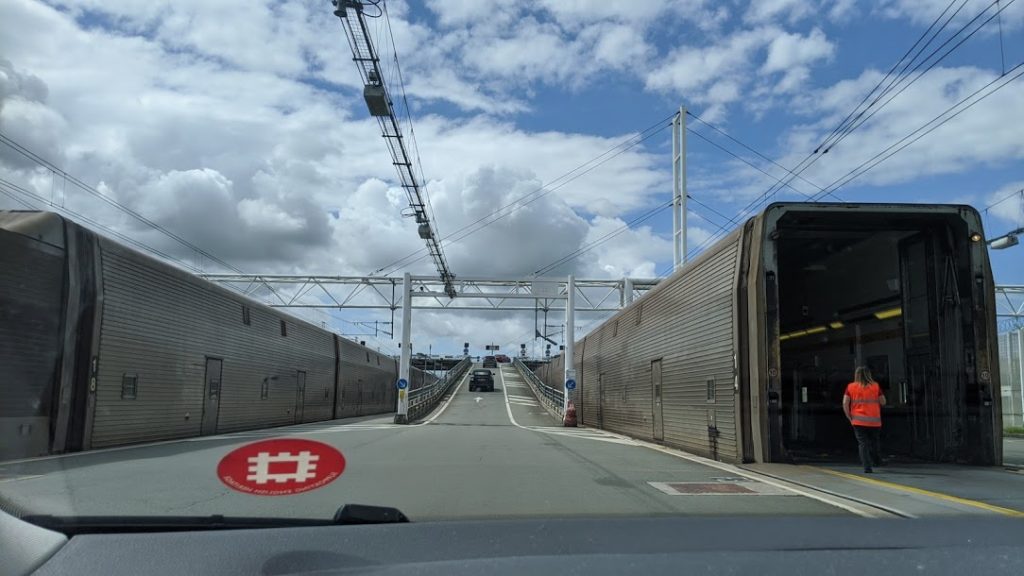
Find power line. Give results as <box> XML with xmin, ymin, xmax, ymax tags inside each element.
<box><xmin>0</xmin><ymin>132</ymin><xmax>246</xmax><ymax>275</ymax></box>
<box><xmin>686</xmin><ymin>127</ymin><xmax>815</xmax><ymax>204</ymax></box>
<box><xmin>809</xmin><ymin>60</ymin><xmax>1024</xmax><ymax>201</ymax></box>
<box><xmin>685</xmin><ymin>111</ymin><xmax>842</xmax><ymax>202</ymax></box>
<box><xmin>532</xmin><ymin>199</ymin><xmax>674</xmax><ymax>276</ymax></box>
<box><xmin>370</xmin><ymin>114</ymin><xmax>675</xmax><ymax>276</ymax></box>
<box><xmin>815</xmin><ymin>0</ymin><xmax>965</xmax><ymax>153</ymax></box>
<box><xmin>679</xmin><ymin>4</ymin><xmax>1016</xmax><ymax>258</ymax></box>
<box><xmin>824</xmin><ymin>0</ymin><xmax>1014</xmax><ymax>153</ymax></box>
<box><xmin>757</xmin><ymin>0</ymin><xmax>1004</xmax><ymax>206</ymax></box>
<box><xmin>0</xmin><ymin>176</ymin><xmax>202</xmax><ymax>270</ymax></box>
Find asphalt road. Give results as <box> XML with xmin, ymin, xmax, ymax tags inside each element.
<box><xmin>0</xmin><ymin>364</ymin><xmax>849</xmax><ymax>521</ymax></box>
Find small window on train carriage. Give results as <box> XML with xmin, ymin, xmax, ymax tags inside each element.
<box><xmin>280</xmin><ymin>320</ymin><xmax>287</xmax><ymax>337</ymax></box>
<box><xmin>707</xmin><ymin>378</ymin><xmax>716</xmax><ymax>403</ymax></box>
<box><xmin>366</xmin><ymin>352</ymin><xmax>371</xmax><ymax>363</ymax></box>
<box><xmin>377</xmin><ymin>355</ymin><xmax>381</xmax><ymax>366</ymax></box>
<box><xmin>242</xmin><ymin>305</ymin><xmax>251</xmax><ymax>326</ymax></box>
<box><xmin>261</xmin><ymin>379</ymin><xmax>269</xmax><ymax>400</ymax></box>
<box><xmin>121</xmin><ymin>374</ymin><xmax>138</xmax><ymax>400</ymax></box>
<box><xmin>613</xmin><ymin>320</ymin><xmax>619</xmax><ymax>337</ymax></box>
<box><xmin>636</xmin><ymin>303</ymin><xmax>643</xmax><ymax>326</ymax></box>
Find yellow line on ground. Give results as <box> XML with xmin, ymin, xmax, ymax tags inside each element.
<box><xmin>814</xmin><ymin>467</ymin><xmax>1024</xmax><ymax>517</ymax></box>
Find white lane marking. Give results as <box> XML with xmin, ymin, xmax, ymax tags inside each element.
<box><xmin>499</xmin><ymin>366</ymin><xmax>522</xmax><ymax>427</ymax></box>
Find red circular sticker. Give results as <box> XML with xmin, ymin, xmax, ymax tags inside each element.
<box><xmin>216</xmin><ymin>438</ymin><xmax>346</xmax><ymax>496</ymax></box>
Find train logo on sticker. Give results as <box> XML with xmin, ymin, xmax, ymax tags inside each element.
<box><xmin>217</xmin><ymin>438</ymin><xmax>346</xmax><ymax>496</ymax></box>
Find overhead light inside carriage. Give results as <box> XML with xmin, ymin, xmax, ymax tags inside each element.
<box><xmin>780</xmin><ymin>308</ymin><xmax>903</xmax><ymax>342</ymax></box>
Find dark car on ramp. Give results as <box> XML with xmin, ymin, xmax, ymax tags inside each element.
<box><xmin>469</xmin><ymin>369</ymin><xmax>495</xmax><ymax>392</ymax></box>
<box><xmin>482</xmin><ymin>356</ymin><xmax>498</xmax><ymax>368</ymax></box>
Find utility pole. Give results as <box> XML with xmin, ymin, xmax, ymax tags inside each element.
<box><xmin>395</xmin><ymin>272</ymin><xmax>412</xmax><ymax>424</ymax></box>
<box><xmin>672</xmin><ymin>105</ymin><xmax>688</xmax><ymax>270</ymax></box>
<box><xmin>564</xmin><ymin>274</ymin><xmax>576</xmax><ymax>417</ymax></box>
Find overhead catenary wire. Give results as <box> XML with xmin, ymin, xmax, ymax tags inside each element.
<box><xmin>666</xmin><ymin>60</ymin><xmax>1019</xmax><ymax>277</ymax></box>
<box><xmin>369</xmin><ymin>114</ymin><xmax>676</xmax><ymax>276</ymax></box>
<box><xmin>757</xmin><ymin>0</ymin><xmax>1005</xmax><ymax>205</ymax></box>
<box><xmin>685</xmin><ymin>111</ymin><xmax>843</xmax><ymax>202</ymax></box>
<box><xmin>381</xmin><ymin>0</ymin><xmax>444</xmax><ymax>247</ymax></box>
<box><xmin>814</xmin><ymin>0</ymin><xmax>965</xmax><ymax>153</ymax></box>
<box><xmin>809</xmin><ymin>60</ymin><xmax>1024</xmax><ymax>201</ymax></box>
<box><xmin>0</xmin><ymin>137</ymin><xmax>351</xmax><ymax>337</ymax></box>
<box><xmin>823</xmin><ymin>0</ymin><xmax>1015</xmax><ymax>154</ymax></box>
<box><xmin>0</xmin><ymin>132</ymin><xmax>246</xmax><ymax>275</ymax></box>
<box><xmin>532</xmin><ymin>199</ymin><xmax>674</xmax><ymax>277</ymax></box>
<box><xmin>676</xmin><ymin>11</ymin><xmax>1020</xmax><ymax>263</ymax></box>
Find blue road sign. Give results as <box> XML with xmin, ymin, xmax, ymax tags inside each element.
<box><xmin>565</xmin><ymin>379</ymin><xmax>577</xmax><ymax>391</ymax></box>
<box><xmin>397</xmin><ymin>379</ymin><xmax>408</xmax><ymax>390</ymax></box>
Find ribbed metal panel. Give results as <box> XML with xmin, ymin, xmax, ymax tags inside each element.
<box><xmin>0</xmin><ymin>224</ymin><xmax>65</xmax><ymax>459</ymax></box>
<box><xmin>90</xmin><ymin>240</ymin><xmax>335</xmax><ymax>447</ymax></box>
<box><xmin>0</xmin><ymin>230</ymin><xmax>64</xmax><ymax>419</ymax></box>
<box><xmin>336</xmin><ymin>347</ymin><xmax>399</xmax><ymax>418</ymax></box>
<box><xmin>580</xmin><ymin>332</ymin><xmax>601</xmax><ymax>427</ymax></box>
<box><xmin>569</xmin><ymin>231</ymin><xmax>743</xmax><ymax>462</ymax></box>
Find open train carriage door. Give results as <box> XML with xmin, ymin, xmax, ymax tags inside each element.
<box><xmin>763</xmin><ymin>203</ymin><xmax>1000</xmax><ymax>465</ymax></box>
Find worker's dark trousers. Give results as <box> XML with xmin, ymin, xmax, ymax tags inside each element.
<box><xmin>852</xmin><ymin>426</ymin><xmax>882</xmax><ymax>470</ymax></box>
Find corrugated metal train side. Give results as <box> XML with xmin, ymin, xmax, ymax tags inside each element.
<box><xmin>547</xmin><ymin>223</ymin><xmax>752</xmax><ymax>463</ymax></box>
<box><xmin>0</xmin><ymin>211</ymin><xmax>401</xmax><ymax>458</ymax></box>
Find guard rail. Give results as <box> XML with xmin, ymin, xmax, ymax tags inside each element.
<box><xmin>406</xmin><ymin>358</ymin><xmax>472</xmax><ymax>422</ymax></box>
<box><xmin>513</xmin><ymin>358</ymin><xmax>564</xmax><ymax>417</ymax></box>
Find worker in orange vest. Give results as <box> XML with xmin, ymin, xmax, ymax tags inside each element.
<box><xmin>842</xmin><ymin>366</ymin><xmax>886</xmax><ymax>473</ymax></box>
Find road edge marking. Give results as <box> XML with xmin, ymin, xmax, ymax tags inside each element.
<box><xmin>499</xmin><ymin>367</ymin><xmax>524</xmax><ymax>428</ymax></box>
<box><xmin>814</xmin><ymin>466</ymin><xmax>1024</xmax><ymax>517</ymax></box>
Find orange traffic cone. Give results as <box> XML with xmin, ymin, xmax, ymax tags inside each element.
<box><xmin>563</xmin><ymin>400</ymin><xmax>577</xmax><ymax>427</ymax></box>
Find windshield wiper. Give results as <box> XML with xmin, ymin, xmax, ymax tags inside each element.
<box><xmin>22</xmin><ymin>504</ymin><xmax>409</xmax><ymax>535</ymax></box>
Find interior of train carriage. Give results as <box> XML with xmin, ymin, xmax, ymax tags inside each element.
<box><xmin>772</xmin><ymin>208</ymin><xmax>996</xmax><ymax>465</ymax></box>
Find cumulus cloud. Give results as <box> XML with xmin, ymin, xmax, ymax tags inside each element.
<box><xmin>783</xmin><ymin>65</ymin><xmax>1024</xmax><ymax>190</ymax></box>
<box><xmin>644</xmin><ymin>24</ymin><xmax>836</xmax><ymax>118</ymax></box>
<box><xmin>0</xmin><ymin>59</ymin><xmax>66</xmax><ymax>170</ymax></box>
<box><xmin>745</xmin><ymin>0</ymin><xmax>816</xmax><ymax>24</ymax></box>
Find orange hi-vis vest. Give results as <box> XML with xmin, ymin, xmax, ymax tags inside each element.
<box><xmin>846</xmin><ymin>382</ymin><xmax>882</xmax><ymax>427</ymax></box>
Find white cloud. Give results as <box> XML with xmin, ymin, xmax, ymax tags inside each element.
<box><xmin>782</xmin><ymin>66</ymin><xmax>1024</xmax><ymax>192</ymax></box>
<box><xmin>745</xmin><ymin>0</ymin><xmax>816</xmax><ymax>24</ymax></box>
<box><xmin>762</xmin><ymin>28</ymin><xmax>836</xmax><ymax>74</ymax></box>
<box><xmin>572</xmin><ymin>215</ymin><xmax>672</xmax><ymax>278</ymax></box>
<box><xmin>643</xmin><ymin>25</ymin><xmax>837</xmax><ymax>114</ymax></box>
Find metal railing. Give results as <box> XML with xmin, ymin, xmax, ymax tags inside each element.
<box><xmin>407</xmin><ymin>358</ymin><xmax>471</xmax><ymax>421</ymax></box>
<box><xmin>513</xmin><ymin>358</ymin><xmax>564</xmax><ymax>417</ymax></box>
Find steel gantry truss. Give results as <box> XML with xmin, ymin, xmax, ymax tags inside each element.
<box><xmin>997</xmin><ymin>285</ymin><xmax>1024</xmax><ymax>330</ymax></box>
<box><xmin>200</xmin><ymin>274</ymin><xmax>660</xmax><ymax>312</ymax></box>
<box><xmin>331</xmin><ymin>1</ymin><xmax>457</xmax><ymax>297</ymax></box>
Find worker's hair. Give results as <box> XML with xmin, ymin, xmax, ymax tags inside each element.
<box><xmin>854</xmin><ymin>366</ymin><xmax>874</xmax><ymax>385</ymax></box>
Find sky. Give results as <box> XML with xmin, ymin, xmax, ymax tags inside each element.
<box><xmin>1</xmin><ymin>0</ymin><xmax>1022</xmax><ymax>356</ymax></box>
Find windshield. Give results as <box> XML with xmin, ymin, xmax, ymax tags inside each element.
<box><xmin>2</xmin><ymin>0</ymin><xmax>1024</xmax><ymax>527</ymax></box>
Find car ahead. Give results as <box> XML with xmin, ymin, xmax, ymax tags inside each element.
<box><xmin>482</xmin><ymin>356</ymin><xmax>498</xmax><ymax>368</ymax></box>
<box><xmin>494</xmin><ymin>354</ymin><xmax>510</xmax><ymax>363</ymax></box>
<box><xmin>469</xmin><ymin>369</ymin><xmax>495</xmax><ymax>392</ymax></box>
